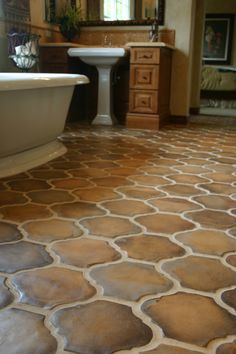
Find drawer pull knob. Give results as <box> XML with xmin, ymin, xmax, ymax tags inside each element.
<box><xmin>140</xmin><ymin>54</ymin><xmax>151</xmax><ymax>59</ymax></box>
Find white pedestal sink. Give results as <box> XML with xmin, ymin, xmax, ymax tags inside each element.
<box><xmin>68</xmin><ymin>47</ymin><xmax>127</xmax><ymax>125</ymax></box>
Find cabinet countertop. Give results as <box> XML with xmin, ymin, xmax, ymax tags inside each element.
<box><xmin>40</xmin><ymin>42</ymin><xmax>175</xmax><ymax>50</ymax></box>
<box><xmin>40</xmin><ymin>42</ymin><xmax>86</xmax><ymax>47</ymax></box>
<box><xmin>125</xmin><ymin>42</ymin><xmax>175</xmax><ymax>50</ymax></box>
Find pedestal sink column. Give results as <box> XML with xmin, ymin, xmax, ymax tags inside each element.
<box><xmin>68</xmin><ymin>47</ymin><xmax>127</xmax><ymax>126</ymax></box>
<box><xmin>93</xmin><ymin>65</ymin><xmax>117</xmax><ymax>125</ymax></box>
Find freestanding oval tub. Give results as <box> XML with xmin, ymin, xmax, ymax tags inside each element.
<box><xmin>0</xmin><ymin>72</ymin><xmax>89</xmax><ymax>178</ymax></box>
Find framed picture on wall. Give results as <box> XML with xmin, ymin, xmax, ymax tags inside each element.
<box><xmin>203</xmin><ymin>14</ymin><xmax>234</xmax><ymax>65</ymax></box>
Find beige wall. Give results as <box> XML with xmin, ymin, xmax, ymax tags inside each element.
<box><xmin>190</xmin><ymin>0</ymin><xmax>205</xmax><ymax>110</ymax></box>
<box><xmin>165</xmin><ymin>0</ymin><xmax>196</xmax><ymax>117</ymax></box>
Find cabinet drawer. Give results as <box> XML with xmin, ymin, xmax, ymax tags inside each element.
<box><xmin>130</xmin><ymin>65</ymin><xmax>159</xmax><ymax>89</ymax></box>
<box><xmin>40</xmin><ymin>47</ymin><xmax>68</xmax><ymax>63</ymax></box>
<box><xmin>129</xmin><ymin>90</ymin><xmax>158</xmax><ymax>114</ymax></box>
<box><xmin>130</xmin><ymin>48</ymin><xmax>160</xmax><ymax>64</ymax></box>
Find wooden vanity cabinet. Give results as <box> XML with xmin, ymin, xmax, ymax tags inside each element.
<box><xmin>126</xmin><ymin>46</ymin><xmax>172</xmax><ymax>130</ymax></box>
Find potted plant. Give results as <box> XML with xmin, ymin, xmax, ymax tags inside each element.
<box><xmin>56</xmin><ymin>1</ymin><xmax>82</xmax><ymax>42</ymax></box>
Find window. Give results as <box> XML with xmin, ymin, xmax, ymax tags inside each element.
<box><xmin>102</xmin><ymin>0</ymin><xmax>133</xmax><ymax>21</ymax></box>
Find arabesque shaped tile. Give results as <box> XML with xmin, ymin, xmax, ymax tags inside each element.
<box><xmin>0</xmin><ymin>308</ymin><xmax>57</xmax><ymax>353</ymax></box>
<box><xmin>220</xmin><ymin>149</ymin><xmax>236</xmax><ymax>155</ymax></box>
<box><xmin>185</xmin><ymin>210</ymin><xmax>236</xmax><ymax>229</ymax></box>
<box><xmin>12</xmin><ymin>267</ymin><xmax>96</xmax><ymax>309</ymax></box>
<box><xmin>52</xmin><ymin>201</ymin><xmax>105</xmax><ymax>219</ymax></box>
<box><xmin>7</xmin><ymin>179</ymin><xmax>51</xmax><ymax>191</ymax></box>
<box><xmin>150</xmin><ymin>197</ymin><xmax>201</xmax><ymax>213</ymax></box>
<box><xmin>118</xmin><ymin>186</ymin><xmax>165</xmax><ymax>199</ymax></box>
<box><xmin>91</xmin><ymin>262</ymin><xmax>172</xmax><ymax>301</ymax></box>
<box><xmin>73</xmin><ymin>187</ymin><xmax>120</xmax><ymax>202</ymax></box>
<box><xmin>136</xmin><ymin>213</ymin><xmax>194</xmax><ymax>235</ymax></box>
<box><xmin>141</xmin><ymin>344</ymin><xmax>202</xmax><ymax>354</ymax></box>
<box><xmin>0</xmin><ymin>276</ymin><xmax>14</xmax><ymax>308</ymax></box>
<box><xmin>50</xmin><ymin>161</ymin><xmax>83</xmax><ymax>169</ymax></box>
<box><xmin>69</xmin><ymin>167</ymin><xmax>109</xmax><ymax>178</ymax></box>
<box><xmin>84</xmin><ymin>160</ymin><xmax>119</xmax><ymax>169</ymax></box>
<box><xmin>108</xmin><ymin>167</ymin><xmax>138</xmax><ymax>176</ymax></box>
<box><xmin>176</xmin><ymin>230</ymin><xmax>236</xmax><ymax>256</ymax></box>
<box><xmin>116</xmin><ymin>235</ymin><xmax>185</xmax><ymax>262</ymax></box>
<box><xmin>143</xmin><ymin>292</ymin><xmax>236</xmax><ymax>347</ymax></box>
<box><xmin>173</xmin><ymin>165</ymin><xmax>210</xmax><ymax>174</ymax></box>
<box><xmin>23</xmin><ymin>219</ymin><xmax>83</xmax><ymax>243</ymax></box>
<box><xmin>127</xmin><ymin>153</ymin><xmax>152</xmax><ymax>160</ymax></box>
<box><xmin>129</xmin><ymin>175</ymin><xmax>169</xmax><ymax>187</ymax></box>
<box><xmin>102</xmin><ymin>199</ymin><xmax>155</xmax><ymax>216</ymax></box>
<box><xmin>180</xmin><ymin>158</ymin><xmax>209</xmax><ymax>166</ymax></box>
<box><xmin>229</xmin><ymin>228</ymin><xmax>236</xmax><ymax>237</ymax></box>
<box><xmin>51</xmin><ymin>178</ymin><xmax>91</xmax><ymax>189</ymax></box>
<box><xmin>0</xmin><ymin>190</ymin><xmax>27</xmax><ymax>205</ymax></box>
<box><xmin>199</xmin><ymin>183</ymin><xmax>236</xmax><ymax>195</ymax></box>
<box><xmin>0</xmin><ymin>222</ymin><xmax>22</xmax><ymax>243</ymax></box>
<box><xmin>167</xmin><ymin>174</ymin><xmax>209</xmax><ymax>184</ymax></box>
<box><xmin>141</xmin><ymin>166</ymin><xmax>175</xmax><ymax>175</ymax></box>
<box><xmin>159</xmin><ymin>152</ymin><xmax>185</xmax><ymax>159</ymax></box>
<box><xmin>92</xmin><ymin>176</ymin><xmax>133</xmax><ymax>187</ymax></box>
<box><xmin>118</xmin><ymin>159</ymin><xmax>151</xmax><ymax>168</ymax></box>
<box><xmin>51</xmin><ymin>300</ymin><xmax>153</xmax><ymax>353</ymax></box>
<box><xmin>151</xmin><ymin>158</ymin><xmax>183</xmax><ymax>166</ymax></box>
<box><xmin>28</xmin><ymin>190</ymin><xmax>74</xmax><ymax>204</ymax></box>
<box><xmin>184</xmin><ymin>152</ymin><xmax>211</xmax><ymax>158</ymax></box>
<box><xmin>0</xmin><ymin>241</ymin><xmax>53</xmax><ymax>273</ymax></box>
<box><xmin>29</xmin><ymin>169</ymin><xmax>69</xmax><ymax>179</ymax></box>
<box><xmin>81</xmin><ymin>216</ymin><xmax>141</xmax><ymax>238</ymax></box>
<box><xmin>226</xmin><ymin>254</ymin><xmax>236</xmax><ymax>267</ymax></box>
<box><xmin>159</xmin><ymin>184</ymin><xmax>204</xmax><ymax>197</ymax></box>
<box><xmin>52</xmin><ymin>238</ymin><xmax>121</xmax><ymax>267</ymax></box>
<box><xmin>211</xmin><ymin>157</ymin><xmax>236</xmax><ymax>164</ymax></box>
<box><xmin>206</xmin><ymin>164</ymin><xmax>236</xmax><ymax>173</ymax></box>
<box><xmin>216</xmin><ymin>340</ymin><xmax>236</xmax><ymax>354</ymax></box>
<box><xmin>163</xmin><ymin>256</ymin><xmax>236</xmax><ymax>291</ymax></box>
<box><xmin>221</xmin><ymin>288</ymin><xmax>236</xmax><ymax>310</ymax></box>
<box><xmin>92</xmin><ymin>153</ymin><xmax>126</xmax><ymax>161</ymax></box>
<box><xmin>0</xmin><ymin>204</ymin><xmax>52</xmax><ymax>222</ymax></box>
<box><xmin>64</xmin><ymin>152</ymin><xmax>92</xmax><ymax>161</ymax></box>
<box><xmin>193</xmin><ymin>195</ymin><xmax>236</xmax><ymax>210</ymax></box>
<box><xmin>205</xmin><ymin>172</ymin><xmax>236</xmax><ymax>184</ymax></box>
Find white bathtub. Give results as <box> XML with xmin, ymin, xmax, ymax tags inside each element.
<box><xmin>0</xmin><ymin>72</ymin><xmax>89</xmax><ymax>178</ymax></box>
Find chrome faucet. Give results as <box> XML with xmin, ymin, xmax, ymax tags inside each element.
<box><xmin>149</xmin><ymin>19</ymin><xmax>159</xmax><ymax>42</ymax></box>
<box><xmin>104</xmin><ymin>34</ymin><xmax>112</xmax><ymax>47</ymax></box>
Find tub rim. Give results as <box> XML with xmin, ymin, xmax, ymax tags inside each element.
<box><xmin>0</xmin><ymin>73</ymin><xmax>89</xmax><ymax>91</ymax></box>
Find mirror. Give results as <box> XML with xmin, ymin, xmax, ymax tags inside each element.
<box><xmin>82</xmin><ymin>0</ymin><xmax>165</xmax><ymax>25</ymax></box>
<box><xmin>45</xmin><ymin>0</ymin><xmax>165</xmax><ymax>26</ymax></box>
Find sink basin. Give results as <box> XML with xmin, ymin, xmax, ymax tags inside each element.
<box><xmin>68</xmin><ymin>47</ymin><xmax>126</xmax><ymax>65</ymax></box>
<box><xmin>68</xmin><ymin>47</ymin><xmax>127</xmax><ymax>125</ymax></box>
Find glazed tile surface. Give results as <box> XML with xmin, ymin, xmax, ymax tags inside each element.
<box><xmin>0</xmin><ymin>123</ymin><xmax>236</xmax><ymax>354</ymax></box>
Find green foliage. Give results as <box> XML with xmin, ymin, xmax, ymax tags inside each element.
<box><xmin>56</xmin><ymin>1</ymin><xmax>82</xmax><ymax>32</ymax></box>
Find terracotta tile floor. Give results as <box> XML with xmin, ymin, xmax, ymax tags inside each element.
<box><xmin>0</xmin><ymin>123</ymin><xmax>236</xmax><ymax>354</ymax></box>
